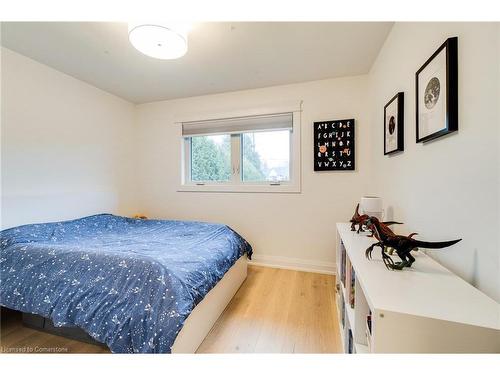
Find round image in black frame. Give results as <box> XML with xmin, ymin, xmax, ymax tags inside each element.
<box><xmin>424</xmin><ymin>77</ymin><xmax>440</xmax><ymax>109</ymax></box>
<box><xmin>388</xmin><ymin>116</ymin><xmax>396</xmax><ymax>134</ymax></box>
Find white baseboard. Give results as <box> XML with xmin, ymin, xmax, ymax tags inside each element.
<box><xmin>248</xmin><ymin>254</ymin><xmax>336</xmax><ymax>275</ymax></box>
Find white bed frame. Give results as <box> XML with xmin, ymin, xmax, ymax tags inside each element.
<box><xmin>171</xmin><ymin>256</ymin><xmax>247</xmax><ymax>353</ymax></box>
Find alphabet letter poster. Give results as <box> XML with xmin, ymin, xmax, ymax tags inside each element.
<box><xmin>314</xmin><ymin>119</ymin><xmax>355</xmax><ymax>171</ymax></box>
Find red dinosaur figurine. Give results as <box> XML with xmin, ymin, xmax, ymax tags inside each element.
<box><xmin>350</xmin><ymin>204</ymin><xmax>402</xmax><ymax>234</ymax></box>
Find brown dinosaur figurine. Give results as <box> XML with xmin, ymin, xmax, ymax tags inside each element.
<box><xmin>364</xmin><ymin>216</ymin><xmax>461</xmax><ymax>270</ymax></box>
<box><xmin>350</xmin><ymin>204</ymin><xmax>402</xmax><ymax>234</ymax></box>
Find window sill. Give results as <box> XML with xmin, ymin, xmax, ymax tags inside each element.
<box><xmin>177</xmin><ymin>183</ymin><xmax>301</xmax><ymax>193</ymax></box>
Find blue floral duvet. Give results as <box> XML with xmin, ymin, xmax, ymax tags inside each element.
<box><xmin>0</xmin><ymin>214</ymin><xmax>252</xmax><ymax>353</ymax></box>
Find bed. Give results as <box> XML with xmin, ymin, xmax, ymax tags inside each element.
<box><xmin>0</xmin><ymin>214</ymin><xmax>252</xmax><ymax>353</ymax></box>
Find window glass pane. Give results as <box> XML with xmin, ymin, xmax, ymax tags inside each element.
<box><xmin>242</xmin><ymin>130</ymin><xmax>290</xmax><ymax>182</ymax></box>
<box><xmin>191</xmin><ymin>135</ymin><xmax>231</xmax><ymax>181</ymax></box>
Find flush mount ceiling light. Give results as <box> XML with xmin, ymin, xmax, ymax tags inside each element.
<box><xmin>128</xmin><ymin>22</ymin><xmax>189</xmax><ymax>59</ymax></box>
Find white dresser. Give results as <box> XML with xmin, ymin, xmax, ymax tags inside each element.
<box><xmin>335</xmin><ymin>223</ymin><xmax>499</xmax><ymax>353</ymax></box>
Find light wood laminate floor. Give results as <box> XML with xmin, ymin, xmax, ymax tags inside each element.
<box><xmin>0</xmin><ymin>266</ymin><xmax>342</xmax><ymax>353</ymax></box>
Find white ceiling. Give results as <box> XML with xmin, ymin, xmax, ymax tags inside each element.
<box><xmin>1</xmin><ymin>22</ymin><xmax>393</xmax><ymax>104</ymax></box>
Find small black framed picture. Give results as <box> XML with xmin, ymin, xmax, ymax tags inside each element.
<box><xmin>416</xmin><ymin>37</ymin><xmax>458</xmax><ymax>143</ymax></box>
<box><xmin>384</xmin><ymin>92</ymin><xmax>404</xmax><ymax>155</ymax></box>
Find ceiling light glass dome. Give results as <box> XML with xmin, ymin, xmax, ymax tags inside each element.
<box><xmin>128</xmin><ymin>23</ymin><xmax>188</xmax><ymax>59</ymax></box>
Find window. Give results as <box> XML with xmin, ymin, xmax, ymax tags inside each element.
<box><xmin>191</xmin><ymin>135</ymin><xmax>231</xmax><ymax>182</ymax></box>
<box><xmin>241</xmin><ymin>131</ymin><xmax>290</xmax><ymax>182</ymax></box>
<box><xmin>180</xmin><ymin>112</ymin><xmax>300</xmax><ymax>192</ymax></box>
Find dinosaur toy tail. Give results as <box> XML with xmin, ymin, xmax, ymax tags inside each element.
<box><xmin>412</xmin><ymin>238</ymin><xmax>462</xmax><ymax>249</ymax></box>
<box><xmin>382</xmin><ymin>221</ymin><xmax>403</xmax><ymax>226</ymax></box>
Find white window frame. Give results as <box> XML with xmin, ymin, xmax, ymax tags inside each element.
<box><xmin>178</xmin><ymin>106</ymin><xmax>301</xmax><ymax>193</ymax></box>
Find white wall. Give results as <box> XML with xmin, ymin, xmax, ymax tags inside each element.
<box><xmin>368</xmin><ymin>23</ymin><xmax>500</xmax><ymax>301</ymax></box>
<box><xmin>497</xmin><ymin>23</ymin><xmax>500</xmax><ymax>303</ymax></box>
<box><xmin>135</xmin><ymin>76</ymin><xmax>372</xmax><ymax>273</ymax></box>
<box><xmin>1</xmin><ymin>48</ymin><xmax>136</xmax><ymax>228</ymax></box>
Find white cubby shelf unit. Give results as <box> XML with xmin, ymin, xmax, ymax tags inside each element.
<box><xmin>335</xmin><ymin>223</ymin><xmax>499</xmax><ymax>353</ymax></box>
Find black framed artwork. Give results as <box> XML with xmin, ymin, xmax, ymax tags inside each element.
<box><xmin>314</xmin><ymin>119</ymin><xmax>355</xmax><ymax>171</ymax></box>
<box><xmin>384</xmin><ymin>92</ymin><xmax>404</xmax><ymax>155</ymax></box>
<box><xmin>416</xmin><ymin>37</ymin><xmax>458</xmax><ymax>143</ymax></box>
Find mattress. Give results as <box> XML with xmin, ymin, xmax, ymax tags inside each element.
<box><xmin>0</xmin><ymin>214</ymin><xmax>252</xmax><ymax>353</ymax></box>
